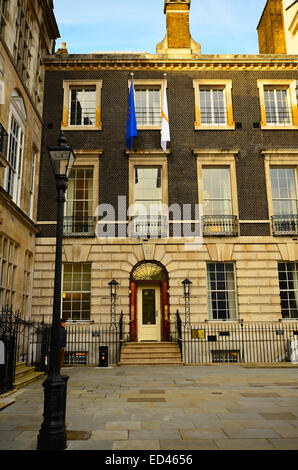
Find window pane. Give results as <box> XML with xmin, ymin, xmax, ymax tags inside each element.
<box><xmin>62</xmin><ymin>263</ymin><xmax>91</xmax><ymax>320</ymax></box>
<box><xmin>200</xmin><ymin>88</ymin><xmax>226</xmax><ymax>125</ymax></box>
<box><xmin>207</xmin><ymin>263</ymin><xmax>237</xmax><ymax>320</ymax></box>
<box><xmin>278</xmin><ymin>263</ymin><xmax>298</xmax><ymax>318</ymax></box>
<box><xmin>270</xmin><ymin>168</ymin><xmax>297</xmax><ymax>215</ymax></box>
<box><xmin>69</xmin><ymin>87</ymin><xmax>96</xmax><ymax>126</ymax></box>
<box><xmin>135</xmin><ymin>86</ymin><xmax>161</xmax><ymax>126</ymax></box>
<box><xmin>264</xmin><ymin>87</ymin><xmax>291</xmax><ymax>125</ymax></box>
<box><xmin>203</xmin><ymin>168</ymin><xmax>232</xmax><ymax>215</ymax></box>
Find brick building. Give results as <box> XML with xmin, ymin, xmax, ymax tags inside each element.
<box><xmin>0</xmin><ymin>0</ymin><xmax>59</xmax><ymax>315</ymax></box>
<box><xmin>34</xmin><ymin>0</ymin><xmax>298</xmax><ymax>363</ymax></box>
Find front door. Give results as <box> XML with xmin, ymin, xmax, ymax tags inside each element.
<box><xmin>137</xmin><ymin>283</ymin><xmax>161</xmax><ymax>342</ymax></box>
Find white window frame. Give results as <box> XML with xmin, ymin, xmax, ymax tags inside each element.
<box><xmin>193</xmin><ymin>79</ymin><xmax>235</xmax><ymax>130</ymax></box>
<box><xmin>62</xmin><ymin>263</ymin><xmax>92</xmax><ymax>322</ymax></box>
<box><xmin>263</xmin><ymin>150</ymin><xmax>298</xmax><ymax>235</ymax></box>
<box><xmin>62</xmin><ymin>80</ymin><xmax>102</xmax><ymax>131</ymax></box>
<box><xmin>257</xmin><ymin>80</ymin><xmax>298</xmax><ymax>130</ymax></box>
<box><xmin>270</xmin><ymin>166</ymin><xmax>298</xmax><ymax>216</ymax></box>
<box><xmin>5</xmin><ymin>96</ymin><xmax>26</xmax><ymax>205</ymax></box>
<box><xmin>129</xmin><ymin>79</ymin><xmax>166</xmax><ymax>130</ymax></box>
<box><xmin>278</xmin><ymin>262</ymin><xmax>298</xmax><ymax>319</ymax></box>
<box><xmin>28</xmin><ymin>149</ymin><xmax>36</xmax><ymax>219</ymax></box>
<box><xmin>0</xmin><ymin>235</ymin><xmax>18</xmax><ymax>307</ymax></box>
<box><xmin>206</xmin><ymin>262</ymin><xmax>238</xmax><ymax>321</ymax></box>
<box><xmin>202</xmin><ymin>167</ymin><xmax>233</xmax><ymax>216</ymax></box>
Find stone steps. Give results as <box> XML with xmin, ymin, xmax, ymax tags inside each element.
<box><xmin>119</xmin><ymin>342</ymin><xmax>182</xmax><ymax>366</ymax></box>
<box><xmin>13</xmin><ymin>362</ymin><xmax>45</xmax><ymax>390</ymax></box>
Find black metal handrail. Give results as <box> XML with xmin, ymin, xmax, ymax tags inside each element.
<box><xmin>135</xmin><ymin>108</ymin><xmax>161</xmax><ymax>125</ymax></box>
<box><xmin>175</xmin><ymin>313</ymin><xmax>298</xmax><ymax>364</ymax></box>
<box><xmin>69</xmin><ymin>108</ymin><xmax>96</xmax><ymax>126</ymax></box>
<box><xmin>63</xmin><ymin>216</ymin><xmax>96</xmax><ymax>237</ymax></box>
<box><xmin>202</xmin><ymin>215</ymin><xmax>238</xmax><ymax>236</ymax></box>
<box><xmin>0</xmin><ymin>306</ymin><xmax>50</xmax><ymax>393</ymax></box>
<box><xmin>265</xmin><ymin>109</ymin><xmax>292</xmax><ymax>125</ymax></box>
<box><xmin>200</xmin><ymin>107</ymin><xmax>227</xmax><ymax>124</ymax></box>
<box><xmin>272</xmin><ymin>214</ymin><xmax>298</xmax><ymax>236</ymax></box>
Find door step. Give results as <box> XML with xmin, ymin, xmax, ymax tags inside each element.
<box><xmin>13</xmin><ymin>362</ymin><xmax>45</xmax><ymax>390</ymax></box>
<box><xmin>119</xmin><ymin>342</ymin><xmax>182</xmax><ymax>366</ymax></box>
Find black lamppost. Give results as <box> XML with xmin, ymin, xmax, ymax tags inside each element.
<box><xmin>182</xmin><ymin>278</ymin><xmax>192</xmax><ymax>325</ymax></box>
<box><xmin>108</xmin><ymin>279</ymin><xmax>119</xmax><ymax>326</ymax></box>
<box><xmin>37</xmin><ymin>132</ymin><xmax>76</xmax><ymax>450</ymax></box>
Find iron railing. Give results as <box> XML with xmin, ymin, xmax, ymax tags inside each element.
<box><xmin>69</xmin><ymin>109</ymin><xmax>96</xmax><ymax>127</ymax></box>
<box><xmin>135</xmin><ymin>108</ymin><xmax>161</xmax><ymax>126</ymax></box>
<box><xmin>62</xmin><ymin>313</ymin><xmax>125</xmax><ymax>366</ymax></box>
<box><xmin>174</xmin><ymin>311</ymin><xmax>298</xmax><ymax>364</ymax></box>
<box><xmin>200</xmin><ymin>107</ymin><xmax>227</xmax><ymax>125</ymax></box>
<box><xmin>0</xmin><ymin>306</ymin><xmax>50</xmax><ymax>393</ymax></box>
<box><xmin>130</xmin><ymin>215</ymin><xmax>168</xmax><ymax>238</ymax></box>
<box><xmin>202</xmin><ymin>215</ymin><xmax>238</xmax><ymax>236</ymax></box>
<box><xmin>272</xmin><ymin>215</ymin><xmax>298</xmax><ymax>236</ymax></box>
<box><xmin>63</xmin><ymin>216</ymin><xmax>96</xmax><ymax>237</ymax></box>
<box><xmin>265</xmin><ymin>109</ymin><xmax>292</xmax><ymax>126</ymax></box>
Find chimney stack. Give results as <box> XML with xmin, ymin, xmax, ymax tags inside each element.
<box><xmin>156</xmin><ymin>0</ymin><xmax>201</xmax><ymax>55</ymax></box>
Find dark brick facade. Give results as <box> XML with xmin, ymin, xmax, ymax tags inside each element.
<box><xmin>37</xmin><ymin>62</ymin><xmax>298</xmax><ymax>237</ymax></box>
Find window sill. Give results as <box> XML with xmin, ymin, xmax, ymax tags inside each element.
<box><xmin>260</xmin><ymin>124</ymin><xmax>298</xmax><ymax>131</ymax></box>
<box><xmin>61</xmin><ymin>125</ymin><xmax>102</xmax><ymax>131</ymax></box>
<box><xmin>194</xmin><ymin>123</ymin><xmax>235</xmax><ymax>131</ymax></box>
<box><xmin>137</xmin><ymin>125</ymin><xmax>161</xmax><ymax>130</ymax></box>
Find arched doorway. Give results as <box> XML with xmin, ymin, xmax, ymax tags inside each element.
<box><xmin>130</xmin><ymin>261</ymin><xmax>169</xmax><ymax>342</ymax></box>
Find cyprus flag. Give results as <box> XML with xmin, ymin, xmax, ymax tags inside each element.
<box><xmin>161</xmin><ymin>81</ymin><xmax>170</xmax><ymax>152</ymax></box>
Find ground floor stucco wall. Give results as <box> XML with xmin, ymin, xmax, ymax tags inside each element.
<box><xmin>32</xmin><ymin>236</ymin><xmax>298</xmax><ymax>327</ymax></box>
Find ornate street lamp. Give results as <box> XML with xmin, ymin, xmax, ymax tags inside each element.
<box><xmin>37</xmin><ymin>132</ymin><xmax>76</xmax><ymax>450</ymax></box>
<box><xmin>182</xmin><ymin>278</ymin><xmax>192</xmax><ymax>325</ymax></box>
<box><xmin>108</xmin><ymin>279</ymin><xmax>119</xmax><ymax>326</ymax></box>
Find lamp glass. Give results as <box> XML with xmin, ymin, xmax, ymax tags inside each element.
<box><xmin>182</xmin><ymin>278</ymin><xmax>192</xmax><ymax>296</ymax></box>
<box><xmin>47</xmin><ymin>133</ymin><xmax>76</xmax><ymax>178</ymax></box>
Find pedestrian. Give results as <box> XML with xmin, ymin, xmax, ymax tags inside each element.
<box><xmin>59</xmin><ymin>319</ymin><xmax>67</xmax><ymax>368</ymax></box>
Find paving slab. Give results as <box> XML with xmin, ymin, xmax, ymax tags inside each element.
<box><xmin>0</xmin><ymin>364</ymin><xmax>298</xmax><ymax>451</ymax></box>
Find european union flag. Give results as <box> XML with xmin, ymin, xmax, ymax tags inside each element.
<box><xmin>126</xmin><ymin>80</ymin><xmax>137</xmax><ymax>150</ymax></box>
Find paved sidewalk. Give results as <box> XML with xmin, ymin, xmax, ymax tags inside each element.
<box><xmin>0</xmin><ymin>364</ymin><xmax>298</xmax><ymax>451</ymax></box>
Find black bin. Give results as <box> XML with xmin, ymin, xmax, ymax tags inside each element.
<box><xmin>99</xmin><ymin>346</ymin><xmax>108</xmax><ymax>367</ymax></box>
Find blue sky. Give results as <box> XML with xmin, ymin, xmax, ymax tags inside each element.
<box><xmin>53</xmin><ymin>0</ymin><xmax>266</xmax><ymax>55</ymax></box>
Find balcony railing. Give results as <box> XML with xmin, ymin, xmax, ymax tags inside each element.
<box><xmin>63</xmin><ymin>216</ymin><xmax>96</xmax><ymax>237</ymax></box>
<box><xmin>135</xmin><ymin>108</ymin><xmax>161</xmax><ymax>126</ymax></box>
<box><xmin>202</xmin><ymin>215</ymin><xmax>238</xmax><ymax>236</ymax></box>
<box><xmin>265</xmin><ymin>109</ymin><xmax>292</xmax><ymax>126</ymax></box>
<box><xmin>272</xmin><ymin>215</ymin><xmax>298</xmax><ymax>236</ymax></box>
<box><xmin>130</xmin><ymin>215</ymin><xmax>168</xmax><ymax>238</ymax></box>
<box><xmin>68</xmin><ymin>108</ymin><xmax>96</xmax><ymax>126</ymax></box>
<box><xmin>200</xmin><ymin>107</ymin><xmax>227</xmax><ymax>125</ymax></box>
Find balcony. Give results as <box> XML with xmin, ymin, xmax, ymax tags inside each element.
<box><xmin>63</xmin><ymin>216</ymin><xmax>96</xmax><ymax>237</ymax></box>
<box><xmin>130</xmin><ymin>215</ymin><xmax>168</xmax><ymax>238</ymax></box>
<box><xmin>272</xmin><ymin>215</ymin><xmax>298</xmax><ymax>236</ymax></box>
<box><xmin>202</xmin><ymin>215</ymin><xmax>238</xmax><ymax>237</ymax></box>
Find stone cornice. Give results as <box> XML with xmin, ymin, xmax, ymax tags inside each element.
<box><xmin>45</xmin><ymin>53</ymin><xmax>298</xmax><ymax>71</ymax></box>
<box><xmin>0</xmin><ymin>188</ymin><xmax>40</xmax><ymax>234</ymax></box>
